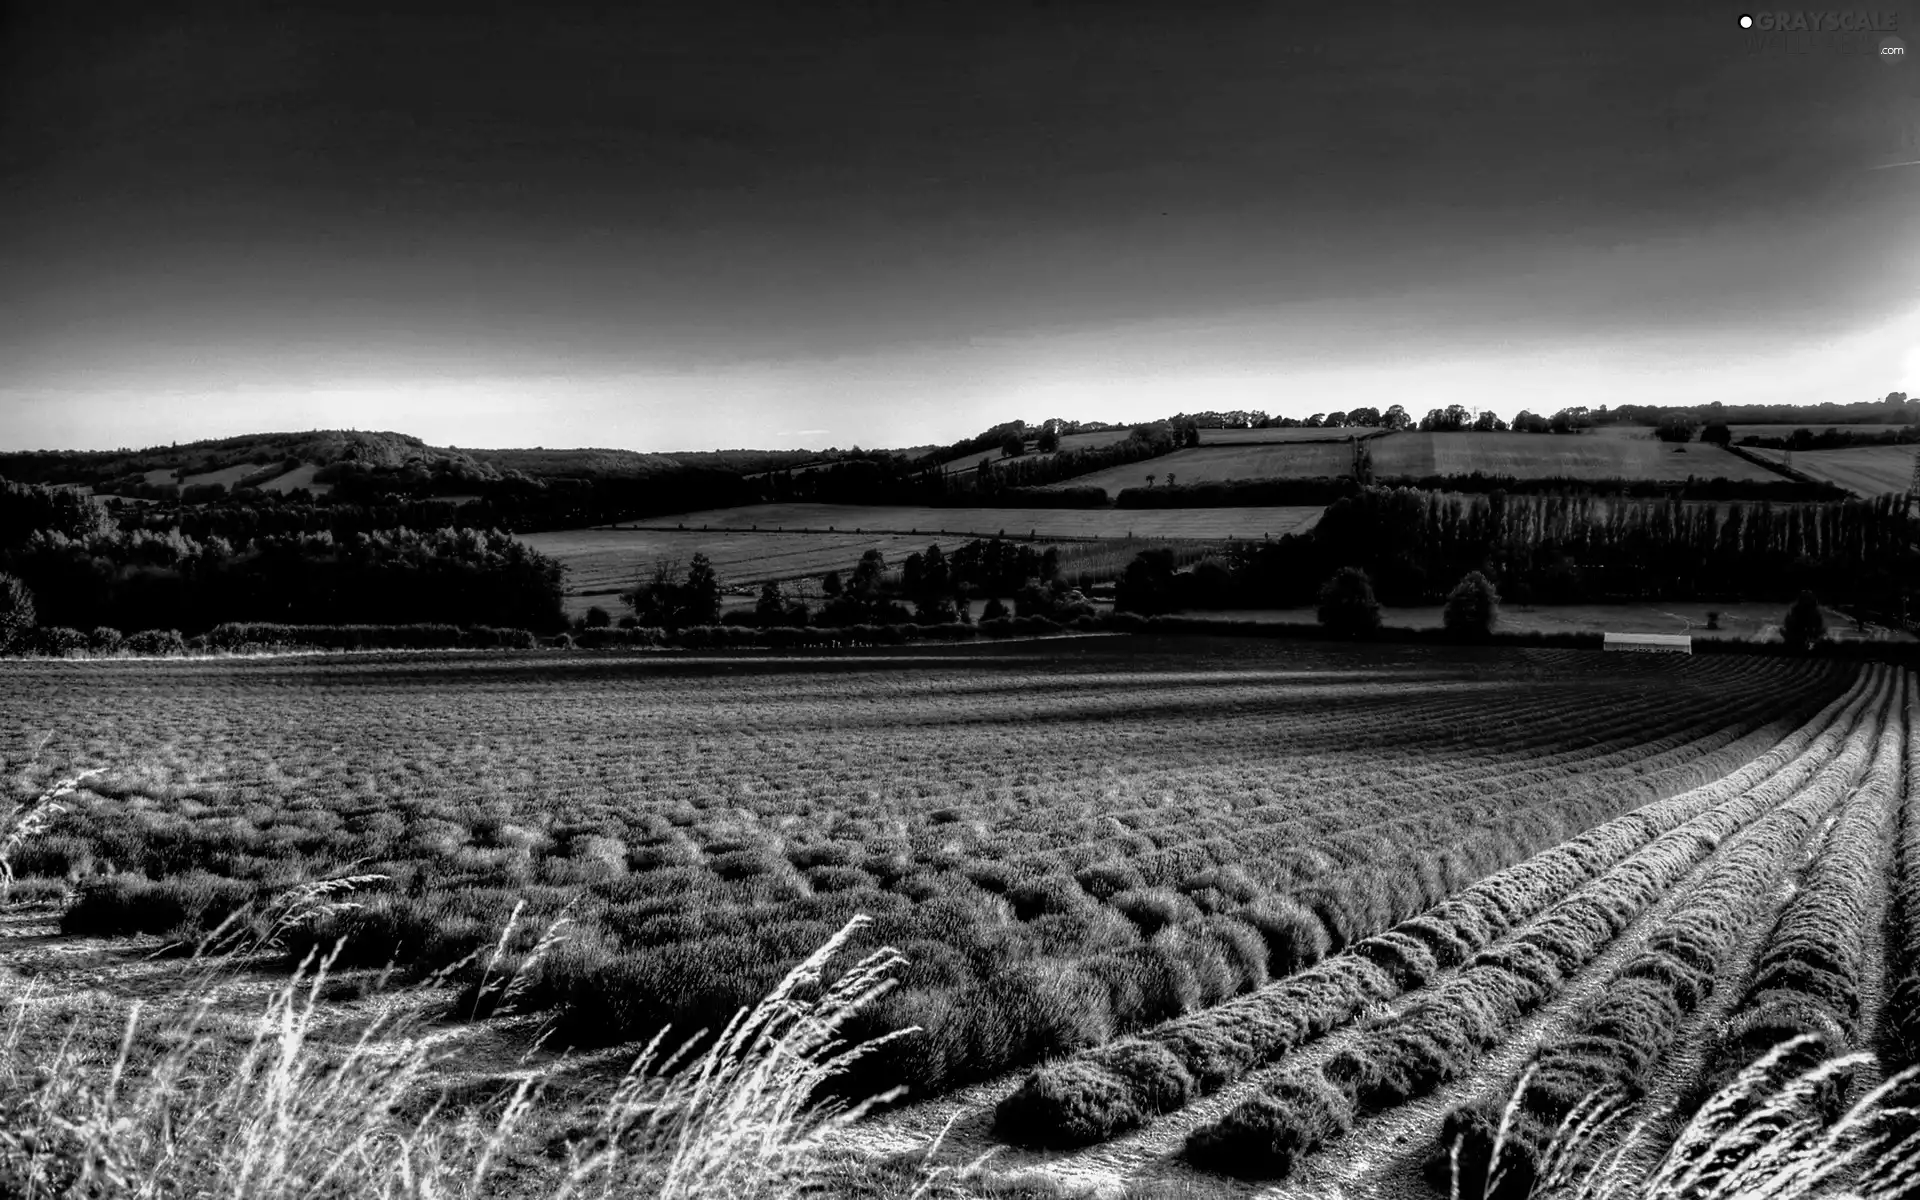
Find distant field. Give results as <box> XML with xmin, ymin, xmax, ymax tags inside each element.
<box><xmin>1050</xmin><ymin>442</ymin><xmax>1356</xmax><ymax>493</ymax></box>
<box><xmin>1372</xmin><ymin>431</ymin><xmax>1781</xmax><ymax>481</ymax></box>
<box><xmin>525</xmin><ymin>504</ymin><xmax>1321</xmax><ymax>615</ymax></box>
<box><xmin>632</xmin><ymin>502</ymin><xmax>1321</xmax><ymax>539</ymax></box>
<box><xmin>179</xmin><ymin>462</ymin><xmax>270</xmax><ymax>490</ymax></box>
<box><xmin>1178</xmin><ymin>600</ymin><xmax>1898</xmax><ymax>640</ymax></box>
<box><xmin>1043</xmin><ymin>431</ymin><xmax>1778</xmax><ymax>493</ymax></box>
<box><xmin>1728</xmin><ymin>423</ymin><xmax>1912</xmax><ymax>439</ymax></box>
<box><xmin>1197</xmin><ymin>427</ymin><xmax>1387</xmax><ymax>444</ymax></box>
<box><xmin>521</xmin><ymin>529</ymin><xmax>975</xmax><ymax>615</ymax></box>
<box><xmin>1744</xmin><ymin>445</ymin><xmax>1915</xmax><ymax>496</ymax></box>
<box><xmin>252</xmin><ymin>463</ymin><xmax>333</xmax><ymax>495</ymax></box>
<box><xmin>936</xmin><ymin>429</ymin><xmax>1134</xmax><ymax>475</ymax></box>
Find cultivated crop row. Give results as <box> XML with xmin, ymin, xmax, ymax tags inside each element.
<box><xmin>1178</xmin><ymin>669</ymin><xmax>1889</xmax><ymax>1179</ymax></box>
<box><xmin>1892</xmin><ymin>672</ymin><xmax>1920</xmax><ymax>1067</ymax></box>
<box><xmin>2</xmin><ymin>647</ymin><xmax>1856</xmax><ymax>1107</ymax></box>
<box><xmin>991</xmin><ymin>666</ymin><xmax>1823</xmax><ymax>865</ymax></box>
<box><xmin>1686</xmin><ymin>682</ymin><xmax>1901</xmax><ymax>1109</ymax></box>
<box><xmin>1432</xmin><ymin>671</ymin><xmax>1895</xmax><ymax>1197</ymax></box>
<box><xmin>992</xmin><ymin>670</ymin><xmax>1877</xmax><ymax>1148</ymax></box>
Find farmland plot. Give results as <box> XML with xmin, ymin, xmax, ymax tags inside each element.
<box><xmin>830</xmin><ymin>662</ymin><xmax>1920</xmax><ymax>1197</ymax></box>
<box><xmin>1045</xmin><ymin>443</ymin><xmax>1358</xmax><ymax>494</ymax></box>
<box><xmin>2</xmin><ymin>644</ymin><xmax>1858</xmax><ymax>1161</ymax></box>
<box><xmin>1370</xmin><ymin>432</ymin><xmax>1782</xmax><ymax>482</ymax></box>
<box><xmin>1744</xmin><ymin>444</ymin><xmax>1917</xmax><ymax>497</ymax></box>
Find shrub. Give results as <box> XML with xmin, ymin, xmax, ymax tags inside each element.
<box><xmin>123</xmin><ymin>628</ymin><xmax>188</xmax><ymax>656</ymax></box>
<box><xmin>0</xmin><ymin>571</ymin><xmax>34</xmax><ymax>652</ymax></box>
<box><xmin>584</xmin><ymin>605</ymin><xmax>611</xmax><ymax>628</ymax></box>
<box><xmin>1443</xmin><ymin>571</ymin><xmax>1500</xmax><ymax>640</ymax></box>
<box><xmin>87</xmin><ymin>626</ymin><xmax>123</xmax><ymax>653</ymax></box>
<box><xmin>30</xmin><ymin>626</ymin><xmax>88</xmax><ymax>657</ymax></box>
<box><xmin>1316</xmin><ymin>567</ymin><xmax>1380</xmax><ymax>639</ymax></box>
<box><xmin>1781</xmin><ymin>591</ymin><xmax>1826</xmax><ymax>650</ymax></box>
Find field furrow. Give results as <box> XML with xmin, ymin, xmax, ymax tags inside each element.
<box><xmin>1430</xmin><ymin>669</ymin><xmax>1895</xmax><ymax>1197</ymax></box>
<box><xmin>1178</xmin><ymin>669</ymin><xmax>1889</xmax><ymax>1183</ymax></box>
<box><xmin>990</xmin><ymin>675</ymin><xmax>1870</xmax><ymax>1148</ymax></box>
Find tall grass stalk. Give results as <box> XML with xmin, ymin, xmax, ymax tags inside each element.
<box><xmin>0</xmin><ymin>911</ymin><xmax>916</xmax><ymax>1200</ymax></box>
<box><xmin>0</xmin><ymin>766</ymin><xmax>102</xmax><ymax>902</ymax></box>
<box><xmin>555</xmin><ymin>913</ymin><xmax>916</xmax><ymax>1200</ymax></box>
<box><xmin>1454</xmin><ymin>1034</ymin><xmax>1920</xmax><ymax>1199</ymax></box>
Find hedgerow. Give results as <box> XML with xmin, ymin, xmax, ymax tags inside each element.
<box><xmin>996</xmin><ymin>672</ymin><xmax>1874</xmax><ymax>1148</ymax></box>
<box><xmin>1183</xmin><ymin>669</ymin><xmax>1888</xmax><ymax>1180</ymax></box>
<box><xmin>1435</xmin><ymin>670</ymin><xmax>1896</xmax><ymax>1198</ymax></box>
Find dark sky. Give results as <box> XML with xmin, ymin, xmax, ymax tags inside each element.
<box><xmin>4</xmin><ymin>1</ymin><xmax>1919</xmax><ymax>451</ymax></box>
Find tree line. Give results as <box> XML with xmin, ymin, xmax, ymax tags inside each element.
<box><xmin>0</xmin><ymin>479</ymin><xmax>566</xmax><ymax>637</ymax></box>
<box><xmin>1111</xmin><ymin>486</ymin><xmax>1917</xmax><ymax>616</ymax></box>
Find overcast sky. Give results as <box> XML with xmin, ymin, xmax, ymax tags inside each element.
<box><xmin>3</xmin><ymin>1</ymin><xmax>1919</xmax><ymax>452</ymax></box>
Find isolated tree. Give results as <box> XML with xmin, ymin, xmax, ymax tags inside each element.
<box><xmin>1184</xmin><ymin>557</ymin><xmax>1234</xmax><ymax>609</ymax></box>
<box><xmin>1036</xmin><ymin>428</ymin><xmax>1061</xmax><ymax>453</ymax></box>
<box><xmin>1781</xmin><ymin>591</ymin><xmax>1827</xmax><ymax>651</ymax></box>
<box><xmin>622</xmin><ymin>559</ymin><xmax>681</xmax><ymax>627</ymax></box>
<box><xmin>1443</xmin><ymin>571</ymin><xmax>1500</xmax><ymax>640</ymax></box>
<box><xmin>981</xmin><ymin>596</ymin><xmax>1010</xmax><ymax>621</ymax></box>
<box><xmin>1039</xmin><ymin>546</ymin><xmax>1060</xmax><ymax>584</ymax></box>
<box><xmin>584</xmin><ymin>605</ymin><xmax>612</xmax><ymax>628</ymax></box>
<box><xmin>1115</xmin><ymin>548</ymin><xmax>1178</xmax><ymax>615</ymax></box>
<box><xmin>1145</xmin><ymin>474</ymin><xmax>1157</xmax><ymax>489</ymax></box>
<box><xmin>1700</xmin><ymin>422</ymin><xmax>1732</xmax><ymax>446</ymax></box>
<box><xmin>1001</xmin><ymin>433</ymin><xmax>1026</xmax><ymax>458</ymax></box>
<box><xmin>1654</xmin><ymin>415</ymin><xmax>1697</xmax><ymax>443</ymax></box>
<box><xmin>1165</xmin><ymin>473</ymin><xmax>1177</xmax><ymax>488</ymax></box>
<box><xmin>1381</xmin><ymin>404</ymin><xmax>1413</xmax><ymax>432</ymax></box>
<box><xmin>1317</xmin><ymin>567</ymin><xmax>1382</xmax><ymax>639</ymax></box>
<box><xmin>680</xmin><ymin>554</ymin><xmax>722</xmax><ymax>625</ymax></box>
<box><xmin>754</xmin><ymin>580</ymin><xmax>788</xmax><ymax>624</ymax></box>
<box><xmin>848</xmin><ymin>549</ymin><xmax>886</xmax><ymax>598</ymax></box>
<box><xmin>0</xmin><ymin>573</ymin><xmax>35</xmax><ymax>652</ymax></box>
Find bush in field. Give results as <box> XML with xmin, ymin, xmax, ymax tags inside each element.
<box><xmin>124</xmin><ymin>628</ymin><xmax>187</xmax><ymax>656</ymax></box>
<box><xmin>624</xmin><ymin>553</ymin><xmax>722</xmax><ymax>630</ymax></box>
<box><xmin>1115</xmin><ymin>548</ymin><xmax>1178</xmax><ymax>615</ymax></box>
<box><xmin>981</xmin><ymin>596</ymin><xmax>1009</xmax><ymax>622</ymax></box>
<box><xmin>1782</xmin><ymin>591</ymin><xmax>1827</xmax><ymax>651</ymax></box>
<box><xmin>1316</xmin><ymin>567</ymin><xmax>1381</xmax><ymax>639</ymax></box>
<box><xmin>1444</xmin><ymin>571</ymin><xmax>1500</xmax><ymax>640</ymax></box>
<box><xmin>584</xmin><ymin>605</ymin><xmax>611</xmax><ymax>628</ymax></box>
<box><xmin>0</xmin><ymin>571</ymin><xmax>34</xmax><ymax>652</ymax></box>
<box><xmin>31</xmin><ymin>626</ymin><xmax>87</xmax><ymax>657</ymax></box>
<box><xmin>1014</xmin><ymin>580</ymin><xmax>1093</xmax><ymax>622</ymax></box>
<box><xmin>88</xmin><ymin>626</ymin><xmax>123</xmax><ymax>653</ymax></box>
